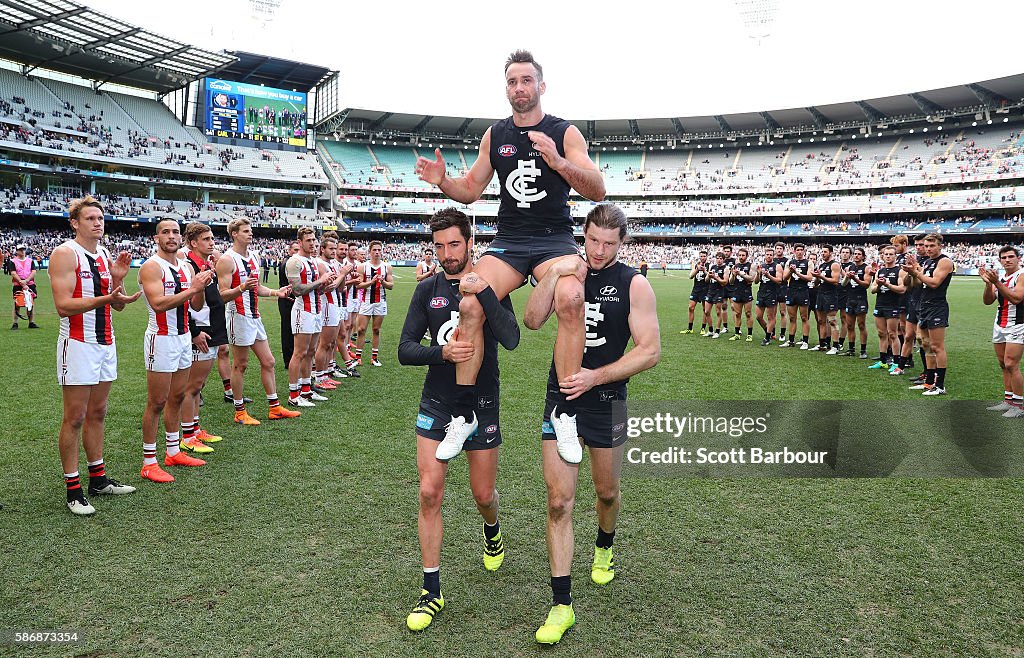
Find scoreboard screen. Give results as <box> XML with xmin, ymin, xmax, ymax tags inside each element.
<box><xmin>202</xmin><ymin>78</ymin><xmax>308</xmax><ymax>147</ymax></box>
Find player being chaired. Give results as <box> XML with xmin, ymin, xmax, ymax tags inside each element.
<box><xmin>50</xmin><ymin>196</ymin><xmax>142</xmax><ymax>515</ymax></box>
<box><xmin>216</xmin><ymin>218</ymin><xmax>300</xmax><ymax>424</ymax></box>
<box><xmin>524</xmin><ymin>204</ymin><xmax>660</xmax><ymax>645</ymax></box>
<box><xmin>138</xmin><ymin>219</ymin><xmax>214</xmax><ymax>483</ymax></box>
<box><xmin>415</xmin><ymin>49</ymin><xmax>606</xmax><ymax>463</ymax></box>
<box><xmin>399</xmin><ymin>208</ymin><xmax>521</xmax><ymax>632</ymax></box>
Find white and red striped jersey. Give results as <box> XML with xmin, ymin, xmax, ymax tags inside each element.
<box><xmin>328</xmin><ymin>259</ymin><xmax>346</xmax><ymax>306</ymax></box>
<box><xmin>343</xmin><ymin>257</ymin><xmax>361</xmax><ymax>304</ymax></box>
<box><xmin>58</xmin><ymin>240</ymin><xmax>115</xmax><ymax>345</ymax></box>
<box><xmin>142</xmin><ymin>255</ymin><xmax>192</xmax><ymax>336</ymax></box>
<box><xmin>362</xmin><ymin>261</ymin><xmax>390</xmax><ymax>303</ymax></box>
<box><xmin>315</xmin><ymin>257</ymin><xmax>333</xmax><ymax>308</ymax></box>
<box><xmin>996</xmin><ymin>270</ymin><xmax>1024</xmax><ymax>327</ymax></box>
<box><xmin>226</xmin><ymin>248</ymin><xmax>260</xmax><ymax>318</ymax></box>
<box><xmin>290</xmin><ymin>255</ymin><xmax>321</xmax><ymax>314</ymax></box>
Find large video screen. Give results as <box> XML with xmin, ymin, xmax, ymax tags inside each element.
<box><xmin>202</xmin><ymin>78</ymin><xmax>307</xmax><ymax>147</ymax></box>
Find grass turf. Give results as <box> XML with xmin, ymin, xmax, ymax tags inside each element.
<box><xmin>1</xmin><ymin>269</ymin><xmax>1021</xmax><ymax>657</ymax></box>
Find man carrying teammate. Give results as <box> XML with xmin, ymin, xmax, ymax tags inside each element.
<box><xmin>981</xmin><ymin>246</ymin><xmax>1024</xmax><ymax>417</ymax></box>
<box><xmin>217</xmin><ymin>218</ymin><xmax>300</xmax><ymax>424</ymax></box>
<box><xmin>904</xmin><ymin>234</ymin><xmax>954</xmax><ymax>395</ymax></box>
<box><xmin>181</xmin><ymin>222</ymin><xmax>229</xmax><ymax>455</ymax></box>
<box><xmin>729</xmin><ymin>247</ymin><xmax>755</xmax><ymax>342</ymax></box>
<box><xmin>398</xmin><ymin>208</ymin><xmax>520</xmax><ymax>631</ymax></box>
<box><xmin>755</xmin><ymin>246</ymin><xmax>782</xmax><ymax>345</ymax></box>
<box><xmin>355</xmin><ymin>240</ymin><xmax>393</xmax><ymax>367</ymax></box>
<box><xmin>138</xmin><ymin>219</ymin><xmax>214</xmax><ymax>483</ymax></box>
<box><xmin>415</xmin><ymin>49</ymin><xmax>606</xmax><ymax>462</ymax></box>
<box><xmin>51</xmin><ymin>196</ymin><xmax>141</xmax><ymax>514</ymax></box>
<box><xmin>286</xmin><ymin>228</ymin><xmax>336</xmax><ymax>407</ymax></box>
<box><xmin>681</xmin><ymin>250</ymin><xmax>709</xmax><ymax>334</ymax></box>
<box><xmin>524</xmin><ymin>204</ymin><xmax>660</xmax><ymax>645</ymax></box>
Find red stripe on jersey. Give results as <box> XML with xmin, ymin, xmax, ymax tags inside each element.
<box><xmin>155</xmin><ymin>270</ymin><xmax>170</xmax><ymax>335</ymax></box>
<box><xmin>232</xmin><ymin>266</ymin><xmax>245</xmax><ymax>315</ymax></box>
<box><xmin>95</xmin><ymin>253</ymin><xmax>113</xmax><ymax>343</ymax></box>
<box><xmin>69</xmin><ymin>258</ymin><xmax>84</xmax><ymax>342</ymax></box>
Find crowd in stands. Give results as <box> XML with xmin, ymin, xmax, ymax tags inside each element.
<box><xmin>3</xmin><ymin>222</ymin><xmax>1019</xmax><ymax>273</ymax></box>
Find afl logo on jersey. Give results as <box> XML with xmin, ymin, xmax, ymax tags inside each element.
<box><xmin>498</xmin><ymin>144</ymin><xmax>517</xmax><ymax>157</ymax></box>
<box><xmin>485</xmin><ymin>424</ymin><xmax>498</xmax><ymax>434</ymax></box>
<box><xmin>600</xmin><ymin>285</ymin><xmax>617</xmax><ymax>296</ymax></box>
<box><xmin>79</xmin><ymin>272</ymin><xmax>93</xmax><ymax>279</ymax></box>
<box><xmin>430</xmin><ymin>297</ymin><xmax>449</xmax><ymax>309</ymax></box>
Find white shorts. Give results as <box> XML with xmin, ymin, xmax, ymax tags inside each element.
<box><xmin>57</xmin><ymin>337</ymin><xmax>117</xmax><ymax>386</ymax></box>
<box><xmin>192</xmin><ymin>343</ymin><xmax>219</xmax><ymax>362</ymax></box>
<box><xmin>145</xmin><ymin>332</ymin><xmax>192</xmax><ymax>373</ymax></box>
<box><xmin>227</xmin><ymin>312</ymin><xmax>268</xmax><ymax>347</ymax></box>
<box><xmin>347</xmin><ymin>296</ymin><xmax>361</xmax><ymax>314</ymax></box>
<box><xmin>359</xmin><ymin>301</ymin><xmax>388</xmax><ymax>316</ymax></box>
<box><xmin>338</xmin><ymin>304</ymin><xmax>350</xmax><ymax>322</ymax></box>
<box><xmin>993</xmin><ymin>322</ymin><xmax>1024</xmax><ymax>344</ymax></box>
<box><xmin>323</xmin><ymin>303</ymin><xmax>341</xmax><ymax>328</ymax></box>
<box><xmin>292</xmin><ymin>305</ymin><xmax>323</xmax><ymax>335</ymax></box>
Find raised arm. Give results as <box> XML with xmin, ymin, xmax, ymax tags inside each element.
<box><xmin>530</xmin><ymin>125</ymin><xmax>605</xmax><ymax>202</ymax></box>
<box><xmin>416</xmin><ymin>128</ymin><xmax>495</xmax><ymax>204</ymax></box>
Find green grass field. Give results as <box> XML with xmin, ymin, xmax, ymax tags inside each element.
<box><xmin>1</xmin><ymin>269</ymin><xmax>1022</xmax><ymax>657</ymax></box>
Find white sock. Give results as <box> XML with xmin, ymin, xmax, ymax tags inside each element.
<box><xmin>165</xmin><ymin>431</ymin><xmax>180</xmax><ymax>457</ymax></box>
<box><xmin>143</xmin><ymin>442</ymin><xmax>157</xmax><ymax>466</ymax></box>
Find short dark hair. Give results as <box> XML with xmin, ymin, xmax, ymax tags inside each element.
<box><xmin>154</xmin><ymin>218</ymin><xmax>179</xmax><ymax>233</ymax></box>
<box><xmin>794</xmin><ymin>243</ymin><xmax>806</xmax><ymax>250</ymax></box>
<box><xmin>914</xmin><ymin>234</ymin><xmax>927</xmax><ymax>242</ymax></box>
<box><xmin>347</xmin><ymin>241</ymin><xmax>359</xmax><ymax>248</ymax></box>
<box><xmin>738</xmin><ymin>248</ymin><xmax>748</xmax><ymax>256</ymax></box>
<box><xmin>583</xmin><ymin>203</ymin><xmax>627</xmax><ymax>240</ymax></box>
<box><xmin>185</xmin><ymin>221</ymin><xmax>212</xmax><ymax>245</ymax></box>
<box><xmin>924</xmin><ymin>233</ymin><xmax>944</xmax><ymax>245</ymax></box>
<box><xmin>424</xmin><ymin>248</ymin><xmax>434</xmax><ymax>255</ymax></box>
<box><xmin>854</xmin><ymin>247</ymin><xmax>867</xmax><ymax>258</ymax></box>
<box><xmin>999</xmin><ymin>245</ymin><xmax>1020</xmax><ymax>257</ymax></box>
<box><xmin>369</xmin><ymin>240</ymin><xmax>383</xmax><ymax>250</ymax></box>
<box><xmin>429</xmin><ymin>207</ymin><xmax>472</xmax><ymax>242</ymax></box>
<box><xmin>505</xmin><ymin>49</ymin><xmax>543</xmax><ymax>79</ymax></box>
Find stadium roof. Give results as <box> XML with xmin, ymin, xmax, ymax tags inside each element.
<box><xmin>215</xmin><ymin>51</ymin><xmax>334</xmax><ymax>92</ymax></box>
<box><xmin>0</xmin><ymin>0</ymin><xmax>236</xmax><ymax>93</ymax></box>
<box><xmin>323</xmin><ymin>73</ymin><xmax>1024</xmax><ymax>143</ymax></box>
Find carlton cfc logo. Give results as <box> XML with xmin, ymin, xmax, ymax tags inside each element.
<box><xmin>498</xmin><ymin>144</ymin><xmax>517</xmax><ymax>157</ymax></box>
<box><xmin>430</xmin><ymin>297</ymin><xmax>449</xmax><ymax>309</ymax></box>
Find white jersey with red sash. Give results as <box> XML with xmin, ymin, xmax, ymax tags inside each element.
<box><xmin>226</xmin><ymin>248</ymin><xmax>260</xmax><ymax>318</ymax></box>
<box><xmin>362</xmin><ymin>261</ymin><xmax>389</xmax><ymax>303</ymax></box>
<box><xmin>142</xmin><ymin>255</ymin><xmax>192</xmax><ymax>336</ymax></box>
<box><xmin>58</xmin><ymin>241</ymin><xmax>114</xmax><ymax>345</ymax></box>
<box><xmin>997</xmin><ymin>270</ymin><xmax>1024</xmax><ymax>327</ymax></box>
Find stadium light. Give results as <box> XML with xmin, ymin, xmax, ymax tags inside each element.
<box><xmin>797</xmin><ymin>139</ymin><xmax>802</xmax><ymax>143</ymax></box>
<box><xmin>909</xmin><ymin>129</ymin><xmax>914</xmax><ymax>133</ymax></box>
<box><xmin>922</xmin><ymin>128</ymin><xmax>928</xmax><ymax>132</ymax></box>
<box><xmin>987</xmin><ymin>119</ymin><xmax>993</xmax><ymax>124</ymax></box>
<box><xmin>1004</xmin><ymin>118</ymin><xmax>1009</xmax><ymax>123</ymax></box>
<box><xmin>972</xmin><ymin>122</ymin><xmax>978</xmax><ymax>127</ymax></box>
<box><xmin>937</xmin><ymin>126</ymin><xmax>942</xmax><ymax>130</ymax></box>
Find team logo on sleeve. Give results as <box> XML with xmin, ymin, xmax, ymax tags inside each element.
<box><xmin>430</xmin><ymin>297</ymin><xmax>448</xmax><ymax>309</ymax></box>
<box><xmin>498</xmin><ymin>144</ymin><xmax>517</xmax><ymax>157</ymax></box>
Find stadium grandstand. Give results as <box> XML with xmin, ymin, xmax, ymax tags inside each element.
<box><xmin>1</xmin><ymin>0</ymin><xmax>1023</xmax><ymax>261</ymax></box>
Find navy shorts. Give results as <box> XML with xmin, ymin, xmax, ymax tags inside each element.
<box><xmin>732</xmin><ymin>293</ymin><xmax>753</xmax><ymax>304</ymax></box>
<box><xmin>815</xmin><ymin>293</ymin><xmax>838</xmax><ymax>312</ymax></box>
<box><xmin>786</xmin><ymin>290</ymin><xmax>810</xmax><ymax>307</ymax></box>
<box><xmin>845</xmin><ymin>300</ymin><xmax>869</xmax><ymax>315</ymax></box>
<box><xmin>704</xmin><ymin>291</ymin><xmax>724</xmax><ymax>304</ymax></box>
<box><xmin>907</xmin><ymin>305</ymin><xmax>920</xmax><ymax>324</ymax></box>
<box><xmin>756</xmin><ymin>293</ymin><xmax>778</xmax><ymax>307</ymax></box>
<box><xmin>917</xmin><ymin>303</ymin><xmax>949</xmax><ymax>329</ymax></box>
<box><xmin>873</xmin><ymin>306</ymin><xmax>900</xmax><ymax>319</ymax></box>
<box><xmin>416</xmin><ymin>395</ymin><xmax>501</xmax><ymax>450</ymax></box>
<box><xmin>541</xmin><ymin>391</ymin><xmax>627</xmax><ymax>449</ymax></box>
<box><xmin>690</xmin><ymin>289</ymin><xmax>708</xmax><ymax>303</ymax></box>
<box><xmin>482</xmin><ymin>233</ymin><xmax>579</xmax><ymax>277</ymax></box>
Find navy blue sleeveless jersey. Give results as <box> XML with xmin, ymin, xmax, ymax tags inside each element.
<box><xmin>547</xmin><ymin>261</ymin><xmax>638</xmax><ymax>405</ymax></box>
<box><xmin>489</xmin><ymin>114</ymin><xmax>573</xmax><ymax>238</ymax></box>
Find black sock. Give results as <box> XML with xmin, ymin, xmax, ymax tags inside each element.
<box><xmin>484</xmin><ymin>521</ymin><xmax>500</xmax><ymax>540</ymax></box>
<box><xmin>735</xmin><ymin>327</ymin><xmax>740</xmax><ymax>335</ymax></box>
<box><xmin>919</xmin><ymin>346</ymin><xmax>926</xmax><ymax>363</ymax></box>
<box><xmin>936</xmin><ymin>367</ymin><xmax>946</xmax><ymax>388</ymax></box>
<box><xmin>423</xmin><ymin>569</ymin><xmax>440</xmax><ymax>596</ymax></box>
<box><xmin>860</xmin><ymin>344</ymin><xmax>866</xmax><ymax>354</ymax></box>
<box><xmin>747</xmin><ymin>327</ymin><xmax>753</xmax><ymax>336</ymax></box>
<box><xmin>879</xmin><ymin>351</ymin><xmax>886</xmax><ymax>362</ymax></box>
<box><xmin>688</xmin><ymin>322</ymin><xmax>694</xmax><ymax>330</ymax></box>
<box><xmin>780</xmin><ymin>329</ymin><xmax>786</xmax><ymax>340</ymax></box>
<box><xmin>925</xmin><ymin>369</ymin><xmax>936</xmax><ymax>385</ymax></box>
<box><xmin>454</xmin><ymin>384</ymin><xmax>475</xmax><ymax>417</ymax></box>
<box><xmin>596</xmin><ymin>527</ymin><xmax>615</xmax><ymax>550</ymax></box>
<box><xmin>802</xmin><ymin>335</ymin><xmax>808</xmax><ymax>344</ymax></box>
<box><xmin>551</xmin><ymin>575</ymin><xmax>572</xmax><ymax>606</ymax></box>
<box><xmin>837</xmin><ymin>339</ymin><xmax>845</xmax><ymax>349</ymax></box>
